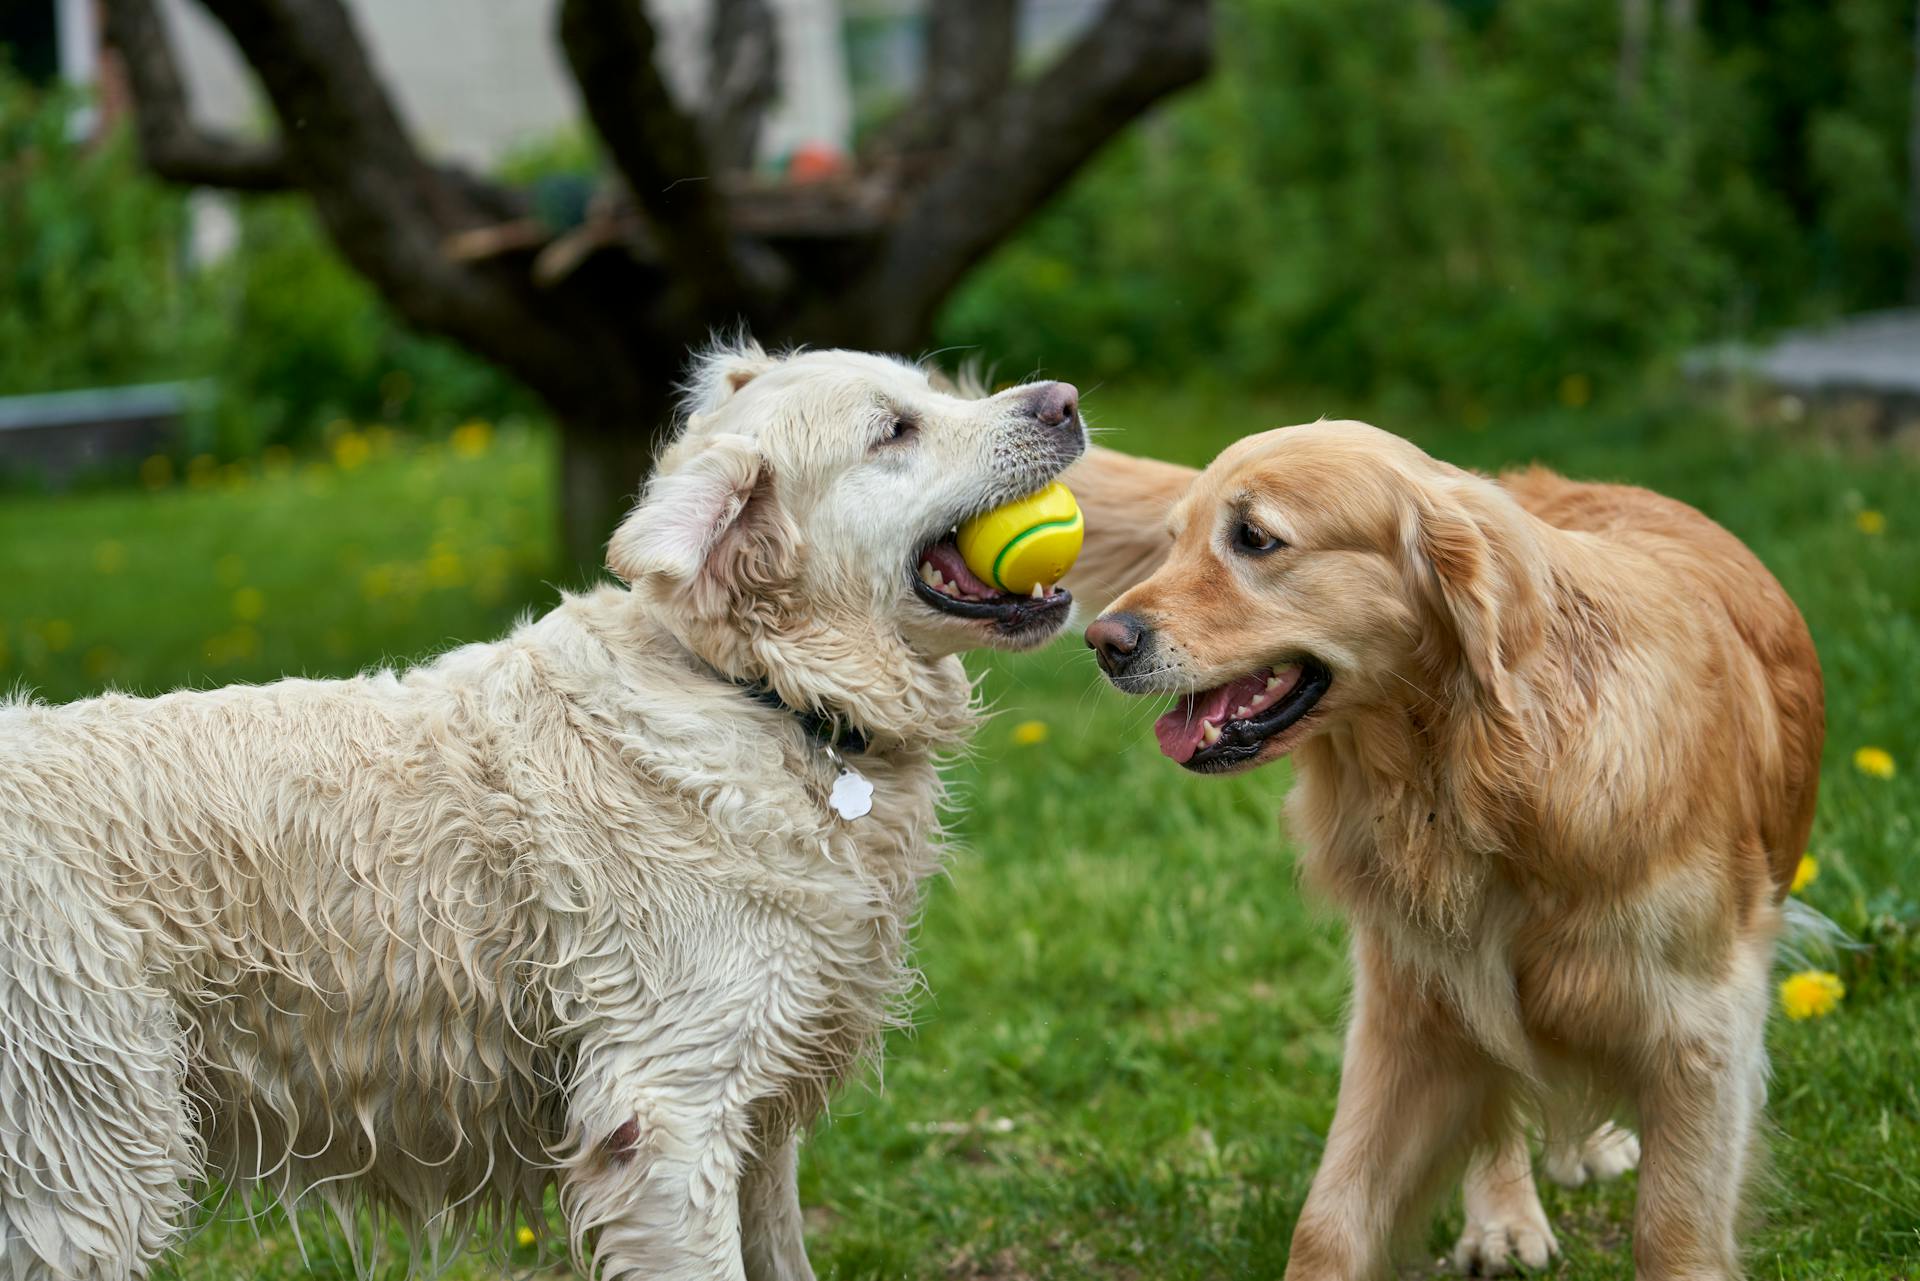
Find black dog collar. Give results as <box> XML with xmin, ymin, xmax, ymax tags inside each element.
<box><xmin>734</xmin><ymin>681</ymin><xmax>872</xmax><ymax>757</ymax></box>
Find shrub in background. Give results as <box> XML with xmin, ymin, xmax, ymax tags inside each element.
<box><xmin>0</xmin><ymin>71</ymin><xmax>525</xmax><ymax>462</ymax></box>
<box><xmin>939</xmin><ymin>0</ymin><xmax>1917</xmax><ymax>409</ymax></box>
<box><xmin>0</xmin><ymin>76</ymin><xmax>217</xmax><ymax>397</ymax></box>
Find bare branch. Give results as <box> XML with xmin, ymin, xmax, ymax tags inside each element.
<box><xmin>557</xmin><ymin>0</ymin><xmax>748</xmax><ymax>304</ymax></box>
<box><xmin>182</xmin><ymin>0</ymin><xmax>653</xmax><ymax>416</ymax></box>
<box><xmin>857</xmin><ymin>0</ymin><xmax>1212</xmax><ymax>344</ymax></box>
<box><xmin>922</xmin><ymin>0</ymin><xmax>1018</xmax><ymax>130</ymax></box>
<box><xmin>866</xmin><ymin>0</ymin><xmax>1018</xmax><ymax>157</ymax></box>
<box><xmin>100</xmin><ymin>0</ymin><xmax>290</xmax><ymax>191</ymax></box>
<box><xmin>707</xmin><ymin>0</ymin><xmax>779</xmax><ymax>170</ymax></box>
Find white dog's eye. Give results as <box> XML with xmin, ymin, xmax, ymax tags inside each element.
<box><xmin>877</xmin><ymin>415</ymin><xmax>919</xmax><ymax>446</ymax></box>
<box><xmin>1233</xmin><ymin>519</ymin><xmax>1284</xmax><ymax>555</ymax></box>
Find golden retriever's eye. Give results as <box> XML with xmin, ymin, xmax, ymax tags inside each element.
<box><xmin>877</xmin><ymin>415</ymin><xmax>918</xmax><ymax>446</ymax></box>
<box><xmin>1233</xmin><ymin>519</ymin><xmax>1284</xmax><ymax>555</ymax></box>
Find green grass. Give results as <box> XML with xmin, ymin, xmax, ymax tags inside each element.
<box><xmin>2</xmin><ymin>388</ymin><xmax>1915</xmax><ymax>1278</ymax></box>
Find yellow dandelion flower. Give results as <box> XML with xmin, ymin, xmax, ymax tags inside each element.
<box><xmin>1011</xmin><ymin>720</ymin><xmax>1049</xmax><ymax>746</ymax></box>
<box><xmin>515</xmin><ymin>1226</ymin><xmax>536</xmax><ymax>1248</ymax></box>
<box><xmin>1557</xmin><ymin>373</ymin><xmax>1592</xmax><ymax>408</ymax></box>
<box><xmin>362</xmin><ymin>565</ymin><xmax>396</xmax><ymax>600</ymax></box>
<box><xmin>1778</xmin><ymin>970</ymin><xmax>1844</xmax><ymax>1020</ymax></box>
<box><xmin>426</xmin><ymin>548</ymin><xmax>465</xmax><ymax>588</ymax></box>
<box><xmin>232</xmin><ymin>587</ymin><xmax>266</xmax><ymax>622</ymax></box>
<box><xmin>186</xmin><ymin>454</ymin><xmax>219</xmax><ymax>489</ymax></box>
<box><xmin>42</xmin><ymin>620</ymin><xmax>73</xmax><ymax>654</ymax></box>
<box><xmin>139</xmin><ymin>454</ymin><xmax>174</xmax><ymax>491</ymax></box>
<box><xmin>450</xmin><ymin>420</ymin><xmax>493</xmax><ymax>459</ymax></box>
<box><xmin>93</xmin><ymin>540</ymin><xmax>126</xmax><ymax>574</ymax></box>
<box><xmin>1853</xmin><ymin>746</ymin><xmax>1895</xmax><ymax>780</ymax></box>
<box><xmin>333</xmin><ymin>431</ymin><xmax>372</xmax><ymax>471</ymax></box>
<box><xmin>1790</xmin><ymin>854</ymin><xmax>1818</xmax><ymax>895</ymax></box>
<box><xmin>220</xmin><ymin>462</ymin><xmax>250</xmax><ymax>491</ymax></box>
<box><xmin>1855</xmin><ymin>508</ymin><xmax>1886</xmax><ymax>536</ymax></box>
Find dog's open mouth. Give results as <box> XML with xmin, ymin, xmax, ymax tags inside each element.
<box><xmin>1154</xmin><ymin>659</ymin><xmax>1332</xmax><ymax>772</ymax></box>
<box><xmin>910</xmin><ymin>532</ymin><xmax>1072</xmax><ymax>637</ymax></box>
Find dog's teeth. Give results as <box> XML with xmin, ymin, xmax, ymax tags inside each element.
<box><xmin>1202</xmin><ymin>724</ymin><xmax>1221</xmax><ymax>745</ymax></box>
<box><xmin>1234</xmin><ymin>706</ymin><xmax>1250</xmax><ymax>718</ymax></box>
<box><xmin>1031</xmin><ymin>581</ymin><xmax>1045</xmax><ymax>599</ymax></box>
<box><xmin>919</xmin><ymin>562</ymin><xmax>938</xmax><ymax>586</ymax></box>
<box><xmin>1264</xmin><ymin>676</ymin><xmax>1282</xmax><ymax>691</ymax></box>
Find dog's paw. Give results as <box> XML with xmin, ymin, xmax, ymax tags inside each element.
<box><xmin>1449</xmin><ymin>1209</ymin><xmax>1558</xmax><ymax>1276</ymax></box>
<box><xmin>1543</xmin><ymin>1122</ymin><xmax>1640</xmax><ymax>1189</ymax></box>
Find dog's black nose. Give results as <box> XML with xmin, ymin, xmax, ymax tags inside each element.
<box><xmin>1024</xmin><ymin>382</ymin><xmax>1080</xmax><ymax>432</ymax></box>
<box><xmin>1086</xmin><ymin>612</ymin><xmax>1145</xmax><ymax>677</ymax></box>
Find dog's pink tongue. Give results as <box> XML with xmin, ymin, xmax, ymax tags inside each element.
<box><xmin>1153</xmin><ymin>673</ymin><xmax>1269</xmax><ymax>764</ymax></box>
<box><xmin>921</xmin><ymin>542</ymin><xmax>995</xmax><ymax>597</ymax></box>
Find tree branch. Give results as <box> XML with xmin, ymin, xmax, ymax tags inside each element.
<box><xmin>707</xmin><ymin>0</ymin><xmax>779</xmax><ymax>171</ymax></box>
<box><xmin>557</xmin><ymin>0</ymin><xmax>749</xmax><ymax>305</ymax></box>
<box><xmin>921</xmin><ymin>0</ymin><xmax>1018</xmax><ymax>134</ymax></box>
<box><xmin>184</xmin><ymin>0</ymin><xmax>655</xmax><ymax>416</ymax></box>
<box><xmin>100</xmin><ymin>0</ymin><xmax>290</xmax><ymax>191</ymax></box>
<box><xmin>856</xmin><ymin>0</ymin><xmax>1211</xmax><ymax>345</ymax></box>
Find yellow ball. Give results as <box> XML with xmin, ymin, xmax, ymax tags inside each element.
<box><xmin>957</xmin><ymin>482</ymin><xmax>1084</xmax><ymax>594</ymax></box>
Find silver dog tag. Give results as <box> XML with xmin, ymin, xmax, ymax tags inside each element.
<box><xmin>829</xmin><ymin>768</ymin><xmax>874</xmax><ymax>821</ymax></box>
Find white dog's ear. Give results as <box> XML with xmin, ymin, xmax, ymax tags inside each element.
<box><xmin>1401</xmin><ymin>478</ymin><xmax>1541</xmax><ymax>710</ymax></box>
<box><xmin>685</xmin><ymin>342</ymin><xmax>776</xmax><ymax>417</ymax></box>
<box><xmin>608</xmin><ymin>434</ymin><xmax>765</xmax><ymax>590</ymax></box>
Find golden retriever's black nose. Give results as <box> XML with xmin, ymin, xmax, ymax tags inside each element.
<box><xmin>1086</xmin><ymin>613</ymin><xmax>1144</xmax><ymax>676</ymax></box>
<box><xmin>1026</xmin><ymin>382</ymin><xmax>1080</xmax><ymax>431</ymax></box>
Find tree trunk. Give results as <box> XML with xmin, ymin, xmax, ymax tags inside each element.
<box><xmin>556</xmin><ymin>404</ymin><xmax>672</xmax><ymax>580</ymax></box>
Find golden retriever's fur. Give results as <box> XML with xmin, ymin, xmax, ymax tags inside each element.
<box><xmin>1082</xmin><ymin>423</ymin><xmax>1824</xmax><ymax>1279</ymax></box>
<box><xmin>0</xmin><ymin>345</ymin><xmax>1094</xmax><ymax>1281</ymax></box>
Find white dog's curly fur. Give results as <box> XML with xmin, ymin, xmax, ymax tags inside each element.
<box><xmin>0</xmin><ymin>344</ymin><xmax>1087</xmax><ymax>1280</ymax></box>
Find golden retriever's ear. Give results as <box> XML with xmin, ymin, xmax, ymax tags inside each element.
<box><xmin>1060</xmin><ymin>446</ymin><xmax>1199</xmax><ymax>616</ymax></box>
<box><xmin>1402</xmin><ymin>481</ymin><xmax>1532</xmax><ymax>709</ymax></box>
<box><xmin>684</xmin><ymin>341</ymin><xmax>776</xmax><ymax>416</ymax></box>
<box><xmin>607</xmin><ymin>434</ymin><xmax>765</xmax><ymax>593</ymax></box>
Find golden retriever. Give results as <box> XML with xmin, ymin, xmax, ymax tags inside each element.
<box><xmin>1076</xmin><ymin>422</ymin><xmax>1824</xmax><ymax>1279</ymax></box>
<box><xmin>0</xmin><ymin>344</ymin><xmax>1094</xmax><ymax>1281</ymax></box>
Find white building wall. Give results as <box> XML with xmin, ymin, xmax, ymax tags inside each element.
<box><xmin>151</xmin><ymin>0</ymin><xmax>850</xmax><ymax>169</ymax></box>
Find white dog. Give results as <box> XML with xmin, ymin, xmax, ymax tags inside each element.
<box><xmin>0</xmin><ymin>344</ymin><xmax>1088</xmax><ymax>1280</ymax></box>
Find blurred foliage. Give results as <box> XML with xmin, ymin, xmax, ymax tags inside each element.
<box><xmin>0</xmin><ymin>73</ymin><xmax>529</xmax><ymax>459</ymax></box>
<box><xmin>195</xmin><ymin>200</ymin><xmax>534</xmax><ymax>456</ymax></box>
<box><xmin>940</xmin><ymin>0</ymin><xmax>1919</xmax><ymax>408</ymax></box>
<box><xmin>0</xmin><ymin>77</ymin><xmax>217</xmax><ymax>396</ymax></box>
<box><xmin>4</xmin><ymin>0</ymin><xmax>1918</xmax><ymax>448</ymax></box>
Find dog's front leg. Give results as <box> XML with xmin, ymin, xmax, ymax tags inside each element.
<box><xmin>1285</xmin><ymin>932</ymin><xmax>1496</xmax><ymax>1281</ymax></box>
<box><xmin>739</xmin><ymin>1134</ymin><xmax>815</xmax><ymax>1281</ymax></box>
<box><xmin>561</xmin><ymin>1087</ymin><xmax>750</xmax><ymax>1281</ymax></box>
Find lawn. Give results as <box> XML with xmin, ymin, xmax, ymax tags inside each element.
<box><xmin>2</xmin><ymin>388</ymin><xmax>1915</xmax><ymax>1279</ymax></box>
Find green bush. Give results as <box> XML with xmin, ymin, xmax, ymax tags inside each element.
<box><xmin>0</xmin><ymin>77</ymin><xmax>217</xmax><ymax>396</ymax></box>
<box><xmin>0</xmin><ymin>72</ymin><xmax>528</xmax><ymax>461</ymax></box>
<box><xmin>939</xmin><ymin>0</ymin><xmax>1918</xmax><ymax>408</ymax></box>
<box><xmin>195</xmin><ymin>199</ymin><xmax>534</xmax><ymax>455</ymax></box>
